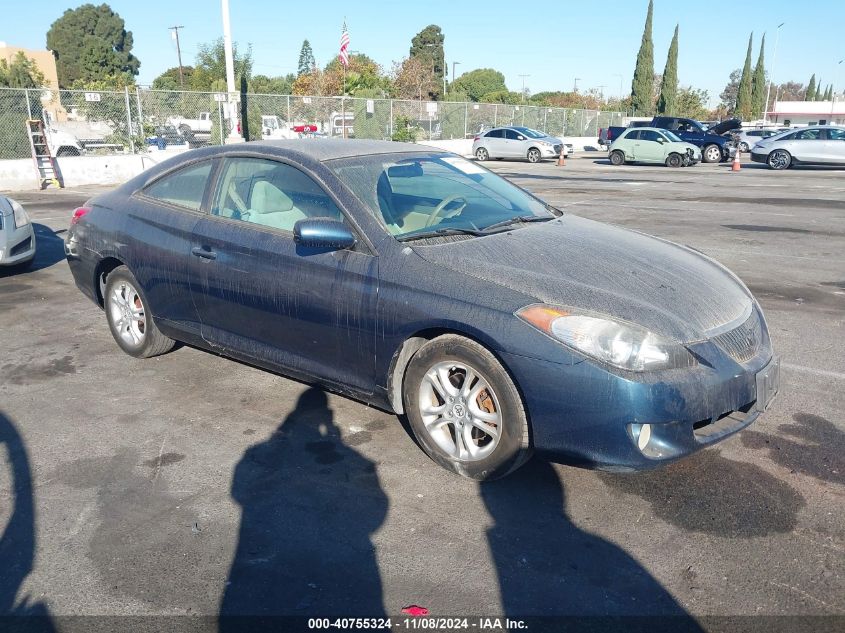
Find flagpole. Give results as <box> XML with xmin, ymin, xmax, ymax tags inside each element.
<box><xmin>342</xmin><ymin>63</ymin><xmax>347</xmax><ymax>139</ymax></box>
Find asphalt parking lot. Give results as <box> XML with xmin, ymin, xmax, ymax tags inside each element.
<box><xmin>1</xmin><ymin>154</ymin><xmax>844</xmax><ymax>629</ymax></box>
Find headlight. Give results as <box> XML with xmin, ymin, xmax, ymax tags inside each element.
<box><xmin>516</xmin><ymin>305</ymin><xmax>697</xmax><ymax>371</ymax></box>
<box><xmin>11</xmin><ymin>199</ymin><xmax>30</xmax><ymax>228</ymax></box>
<box><xmin>538</xmin><ymin>140</ymin><xmax>552</xmax><ymax>146</ymax></box>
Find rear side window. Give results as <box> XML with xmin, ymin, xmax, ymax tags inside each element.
<box><xmin>144</xmin><ymin>161</ymin><xmax>213</xmax><ymax>211</ymax></box>
<box><xmin>485</xmin><ymin>130</ymin><xmax>503</xmax><ymax>138</ymax></box>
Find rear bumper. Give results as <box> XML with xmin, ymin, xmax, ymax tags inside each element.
<box><xmin>498</xmin><ymin>343</ymin><xmax>778</xmax><ymax>472</ymax></box>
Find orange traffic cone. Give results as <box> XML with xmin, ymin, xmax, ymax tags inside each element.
<box><xmin>731</xmin><ymin>148</ymin><xmax>741</xmax><ymax>172</ymax></box>
<box><xmin>557</xmin><ymin>147</ymin><xmax>566</xmax><ymax>167</ymax></box>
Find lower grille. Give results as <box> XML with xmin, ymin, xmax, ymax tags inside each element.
<box><xmin>712</xmin><ymin>310</ymin><xmax>762</xmax><ymax>363</ymax></box>
<box><xmin>10</xmin><ymin>236</ymin><xmax>33</xmax><ymax>256</ymax></box>
<box><xmin>553</xmin><ymin>144</ymin><xmax>562</xmax><ymax>154</ymax></box>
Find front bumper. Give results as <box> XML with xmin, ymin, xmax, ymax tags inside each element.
<box><xmin>750</xmin><ymin>151</ymin><xmax>768</xmax><ymax>164</ymax></box>
<box><xmin>0</xmin><ymin>222</ymin><xmax>36</xmax><ymax>266</ymax></box>
<box><xmin>499</xmin><ymin>339</ymin><xmax>778</xmax><ymax>471</ymax></box>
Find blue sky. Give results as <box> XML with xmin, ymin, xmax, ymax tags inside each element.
<box><xmin>3</xmin><ymin>0</ymin><xmax>844</xmax><ymax>104</ymax></box>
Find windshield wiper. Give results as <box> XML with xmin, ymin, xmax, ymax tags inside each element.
<box><xmin>397</xmin><ymin>227</ymin><xmax>486</xmax><ymax>242</ymax></box>
<box><xmin>481</xmin><ymin>214</ymin><xmax>555</xmax><ymax>233</ymax></box>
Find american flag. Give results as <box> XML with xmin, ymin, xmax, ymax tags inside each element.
<box><xmin>339</xmin><ymin>21</ymin><xmax>350</xmax><ymax>67</ymax></box>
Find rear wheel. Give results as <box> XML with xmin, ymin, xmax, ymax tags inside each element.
<box><xmin>666</xmin><ymin>152</ymin><xmax>683</xmax><ymax>168</ymax></box>
<box><xmin>702</xmin><ymin>144</ymin><xmax>722</xmax><ymax>163</ymax></box>
<box><xmin>403</xmin><ymin>335</ymin><xmax>532</xmax><ymax>480</ymax></box>
<box><xmin>104</xmin><ymin>266</ymin><xmax>174</xmax><ymax>358</ymax></box>
<box><xmin>475</xmin><ymin>147</ymin><xmax>489</xmax><ymax>161</ymax></box>
<box><xmin>739</xmin><ymin>141</ymin><xmax>750</xmax><ymax>153</ymax></box>
<box><xmin>768</xmin><ymin>149</ymin><xmax>792</xmax><ymax>170</ymax></box>
<box><xmin>527</xmin><ymin>148</ymin><xmax>542</xmax><ymax>163</ymax></box>
<box><xmin>610</xmin><ymin>150</ymin><xmax>625</xmax><ymax>166</ymax></box>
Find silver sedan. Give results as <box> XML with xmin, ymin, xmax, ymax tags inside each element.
<box><xmin>473</xmin><ymin>126</ymin><xmax>571</xmax><ymax>163</ymax></box>
<box><xmin>750</xmin><ymin>126</ymin><xmax>845</xmax><ymax>170</ymax></box>
<box><xmin>0</xmin><ymin>195</ymin><xmax>36</xmax><ymax>270</ymax></box>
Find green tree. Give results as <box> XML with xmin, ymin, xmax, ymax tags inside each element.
<box><xmin>409</xmin><ymin>25</ymin><xmax>445</xmax><ymax>98</ymax></box>
<box><xmin>297</xmin><ymin>40</ymin><xmax>316</xmax><ymax>76</ymax></box>
<box><xmin>676</xmin><ymin>87</ymin><xmax>710</xmax><ymax>120</ymax></box>
<box><xmin>152</xmin><ymin>66</ymin><xmax>195</xmax><ymax>91</ymax></box>
<box><xmin>631</xmin><ymin>0</ymin><xmax>654</xmax><ymax>115</ymax></box>
<box><xmin>750</xmin><ymin>34</ymin><xmax>766</xmax><ymax>119</ymax></box>
<box><xmin>719</xmin><ymin>69</ymin><xmax>741</xmax><ymax>114</ymax></box>
<box><xmin>450</xmin><ymin>68</ymin><xmax>506</xmax><ymax>102</ymax></box>
<box><xmin>815</xmin><ymin>77</ymin><xmax>823</xmax><ymax>100</ymax></box>
<box><xmin>657</xmin><ymin>24</ymin><xmax>679</xmax><ymax>115</ymax></box>
<box><xmin>479</xmin><ymin>90</ymin><xmax>521</xmax><ymax>104</ymax></box>
<box><xmin>250</xmin><ymin>74</ymin><xmax>295</xmax><ymax>94</ymax></box>
<box><xmin>0</xmin><ymin>51</ymin><xmax>47</xmax><ymax>88</ymax></box>
<box><xmin>190</xmin><ymin>38</ymin><xmax>252</xmax><ymax>92</ymax></box>
<box><xmin>46</xmin><ymin>3</ymin><xmax>139</xmax><ymax>88</ymax></box>
<box><xmin>736</xmin><ymin>33</ymin><xmax>754</xmax><ymax>120</ymax></box>
<box><xmin>824</xmin><ymin>84</ymin><xmax>833</xmax><ymax>100</ymax></box>
<box><xmin>805</xmin><ymin>74</ymin><xmax>816</xmax><ymax>100</ymax></box>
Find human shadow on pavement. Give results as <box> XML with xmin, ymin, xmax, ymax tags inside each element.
<box><xmin>219</xmin><ymin>388</ymin><xmax>388</xmax><ymax>627</ymax></box>
<box><xmin>0</xmin><ymin>412</ymin><xmax>55</xmax><ymax>632</ymax></box>
<box><xmin>480</xmin><ymin>460</ymin><xmax>703</xmax><ymax>632</ymax></box>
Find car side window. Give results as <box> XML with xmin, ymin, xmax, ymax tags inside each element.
<box><xmin>827</xmin><ymin>129</ymin><xmax>845</xmax><ymax>141</ymax></box>
<box><xmin>211</xmin><ymin>158</ymin><xmax>343</xmax><ymax>233</ymax></box>
<box><xmin>504</xmin><ymin>129</ymin><xmax>521</xmax><ymax>140</ymax></box>
<box><xmin>624</xmin><ymin>130</ymin><xmax>640</xmax><ymax>140</ymax></box>
<box><xmin>486</xmin><ymin>130</ymin><xmax>503</xmax><ymax>138</ymax></box>
<box><xmin>143</xmin><ymin>161</ymin><xmax>213</xmax><ymax>211</ymax></box>
<box><xmin>640</xmin><ymin>130</ymin><xmax>662</xmax><ymax>142</ymax></box>
<box><xmin>795</xmin><ymin>129</ymin><xmax>822</xmax><ymax>140</ymax></box>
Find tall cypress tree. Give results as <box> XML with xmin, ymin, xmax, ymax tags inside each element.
<box><xmin>736</xmin><ymin>33</ymin><xmax>754</xmax><ymax>120</ymax></box>
<box><xmin>631</xmin><ymin>0</ymin><xmax>654</xmax><ymax>115</ymax></box>
<box><xmin>750</xmin><ymin>34</ymin><xmax>766</xmax><ymax>119</ymax></box>
<box><xmin>825</xmin><ymin>84</ymin><xmax>833</xmax><ymax>100</ymax></box>
<box><xmin>816</xmin><ymin>77</ymin><xmax>823</xmax><ymax>100</ymax></box>
<box><xmin>657</xmin><ymin>24</ymin><xmax>679</xmax><ymax>115</ymax></box>
<box><xmin>806</xmin><ymin>74</ymin><xmax>816</xmax><ymax>100</ymax></box>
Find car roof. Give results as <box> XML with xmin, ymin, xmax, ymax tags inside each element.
<box><xmin>231</xmin><ymin>139</ymin><xmax>442</xmax><ymax>162</ymax></box>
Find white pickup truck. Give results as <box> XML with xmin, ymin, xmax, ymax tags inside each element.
<box><xmin>169</xmin><ymin>112</ymin><xmax>213</xmax><ymax>136</ymax></box>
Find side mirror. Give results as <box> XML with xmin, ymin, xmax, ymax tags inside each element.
<box><xmin>293</xmin><ymin>217</ymin><xmax>356</xmax><ymax>250</ymax></box>
<box><xmin>657</xmin><ymin>137</ymin><xmax>666</xmax><ymax>144</ymax></box>
<box><xmin>517</xmin><ymin>135</ymin><xmax>525</xmax><ymax>140</ymax></box>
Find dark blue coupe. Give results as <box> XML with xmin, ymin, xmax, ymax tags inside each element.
<box><xmin>65</xmin><ymin>140</ymin><xmax>779</xmax><ymax>480</ymax></box>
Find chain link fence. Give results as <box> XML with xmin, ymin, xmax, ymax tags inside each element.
<box><xmin>0</xmin><ymin>86</ymin><xmax>624</xmax><ymax>159</ymax></box>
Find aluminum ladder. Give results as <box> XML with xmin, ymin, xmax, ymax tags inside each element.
<box><xmin>26</xmin><ymin>119</ymin><xmax>62</xmax><ymax>189</ymax></box>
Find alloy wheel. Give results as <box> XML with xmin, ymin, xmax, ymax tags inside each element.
<box><xmin>418</xmin><ymin>361</ymin><xmax>502</xmax><ymax>462</ymax></box>
<box><xmin>109</xmin><ymin>281</ymin><xmax>146</xmax><ymax>347</ymax></box>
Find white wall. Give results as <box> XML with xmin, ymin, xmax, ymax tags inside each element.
<box><xmin>0</xmin><ymin>153</ymin><xmax>168</xmax><ymax>192</ymax></box>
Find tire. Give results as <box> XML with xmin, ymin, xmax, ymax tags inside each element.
<box><xmin>767</xmin><ymin>149</ymin><xmax>792</xmax><ymax>170</ymax></box>
<box><xmin>702</xmin><ymin>144</ymin><xmax>722</xmax><ymax>163</ymax></box>
<box><xmin>475</xmin><ymin>147</ymin><xmax>489</xmax><ymax>161</ymax></box>
<box><xmin>56</xmin><ymin>147</ymin><xmax>80</xmax><ymax>157</ymax></box>
<box><xmin>739</xmin><ymin>142</ymin><xmax>750</xmax><ymax>153</ymax></box>
<box><xmin>527</xmin><ymin>147</ymin><xmax>542</xmax><ymax>163</ymax></box>
<box><xmin>104</xmin><ymin>265</ymin><xmax>174</xmax><ymax>359</ymax></box>
<box><xmin>403</xmin><ymin>334</ymin><xmax>532</xmax><ymax>480</ymax></box>
<box><xmin>610</xmin><ymin>150</ymin><xmax>625</xmax><ymax>166</ymax></box>
<box><xmin>666</xmin><ymin>153</ymin><xmax>683</xmax><ymax>168</ymax></box>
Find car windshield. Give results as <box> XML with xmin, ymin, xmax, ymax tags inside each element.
<box><xmin>328</xmin><ymin>153</ymin><xmax>555</xmax><ymax>240</ymax></box>
<box><xmin>663</xmin><ymin>130</ymin><xmax>683</xmax><ymax>142</ymax></box>
<box><xmin>512</xmin><ymin>127</ymin><xmax>546</xmax><ymax>139</ymax></box>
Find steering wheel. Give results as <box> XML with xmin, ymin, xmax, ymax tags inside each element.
<box><xmin>425</xmin><ymin>195</ymin><xmax>468</xmax><ymax>227</ymax></box>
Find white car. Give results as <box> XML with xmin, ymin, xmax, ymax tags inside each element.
<box><xmin>750</xmin><ymin>126</ymin><xmax>845</xmax><ymax>170</ymax></box>
<box><xmin>473</xmin><ymin>126</ymin><xmax>572</xmax><ymax>163</ymax></box>
<box><xmin>0</xmin><ymin>195</ymin><xmax>35</xmax><ymax>270</ymax></box>
<box><xmin>734</xmin><ymin>128</ymin><xmax>784</xmax><ymax>153</ymax></box>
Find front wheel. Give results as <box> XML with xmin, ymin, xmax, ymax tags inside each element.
<box><xmin>527</xmin><ymin>148</ymin><xmax>542</xmax><ymax>163</ymax></box>
<box><xmin>767</xmin><ymin>149</ymin><xmax>792</xmax><ymax>170</ymax></box>
<box><xmin>104</xmin><ymin>266</ymin><xmax>175</xmax><ymax>358</ymax></box>
<box><xmin>702</xmin><ymin>144</ymin><xmax>722</xmax><ymax>163</ymax></box>
<box><xmin>666</xmin><ymin>152</ymin><xmax>683</xmax><ymax>168</ymax></box>
<box><xmin>739</xmin><ymin>141</ymin><xmax>750</xmax><ymax>153</ymax></box>
<box><xmin>403</xmin><ymin>335</ymin><xmax>532</xmax><ymax>480</ymax></box>
<box><xmin>610</xmin><ymin>150</ymin><xmax>625</xmax><ymax>166</ymax></box>
<box><xmin>475</xmin><ymin>147</ymin><xmax>489</xmax><ymax>161</ymax></box>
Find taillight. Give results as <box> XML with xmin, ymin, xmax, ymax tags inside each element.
<box><xmin>473</xmin><ymin>136</ymin><xmax>480</xmax><ymax>141</ymax></box>
<box><xmin>71</xmin><ymin>207</ymin><xmax>90</xmax><ymax>225</ymax></box>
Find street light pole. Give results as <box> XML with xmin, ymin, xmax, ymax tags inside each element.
<box><xmin>169</xmin><ymin>26</ymin><xmax>185</xmax><ymax>89</ymax></box>
<box><xmin>763</xmin><ymin>22</ymin><xmax>784</xmax><ymax>124</ymax></box>
<box><xmin>832</xmin><ymin>59</ymin><xmax>844</xmax><ymax>120</ymax></box>
<box><xmin>573</xmin><ymin>77</ymin><xmax>581</xmax><ymax>93</ymax></box>
<box><xmin>518</xmin><ymin>74</ymin><xmax>530</xmax><ymax>102</ymax></box>
<box><xmin>222</xmin><ymin>0</ymin><xmax>243</xmax><ymax>142</ymax></box>
<box><xmin>452</xmin><ymin>61</ymin><xmax>460</xmax><ymax>88</ymax></box>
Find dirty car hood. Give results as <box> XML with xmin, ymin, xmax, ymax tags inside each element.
<box><xmin>414</xmin><ymin>216</ymin><xmax>752</xmax><ymax>342</ymax></box>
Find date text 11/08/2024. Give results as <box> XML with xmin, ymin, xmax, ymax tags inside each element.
<box><xmin>306</xmin><ymin>617</ymin><xmax>528</xmax><ymax>630</ymax></box>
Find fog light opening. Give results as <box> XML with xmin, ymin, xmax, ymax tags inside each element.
<box><xmin>631</xmin><ymin>423</ymin><xmax>652</xmax><ymax>452</ymax></box>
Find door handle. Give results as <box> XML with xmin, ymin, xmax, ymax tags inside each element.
<box><xmin>191</xmin><ymin>246</ymin><xmax>217</xmax><ymax>260</ymax></box>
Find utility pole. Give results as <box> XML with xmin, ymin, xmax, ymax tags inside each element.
<box><xmin>519</xmin><ymin>74</ymin><xmax>530</xmax><ymax>102</ymax></box>
<box><xmin>221</xmin><ymin>0</ymin><xmax>243</xmax><ymax>142</ymax></box>
<box><xmin>169</xmin><ymin>26</ymin><xmax>185</xmax><ymax>89</ymax></box>
<box><xmin>763</xmin><ymin>22</ymin><xmax>785</xmax><ymax>124</ymax></box>
<box><xmin>452</xmin><ymin>61</ymin><xmax>460</xmax><ymax>92</ymax></box>
<box><xmin>573</xmin><ymin>77</ymin><xmax>581</xmax><ymax>93</ymax></box>
<box><xmin>597</xmin><ymin>85</ymin><xmax>607</xmax><ymax>103</ymax></box>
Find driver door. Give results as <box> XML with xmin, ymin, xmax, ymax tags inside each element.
<box><xmin>502</xmin><ymin>128</ymin><xmax>524</xmax><ymax>157</ymax></box>
<box><xmin>635</xmin><ymin>130</ymin><xmax>666</xmax><ymax>162</ymax></box>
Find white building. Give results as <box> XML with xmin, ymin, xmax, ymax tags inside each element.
<box><xmin>766</xmin><ymin>100</ymin><xmax>845</xmax><ymax>126</ymax></box>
